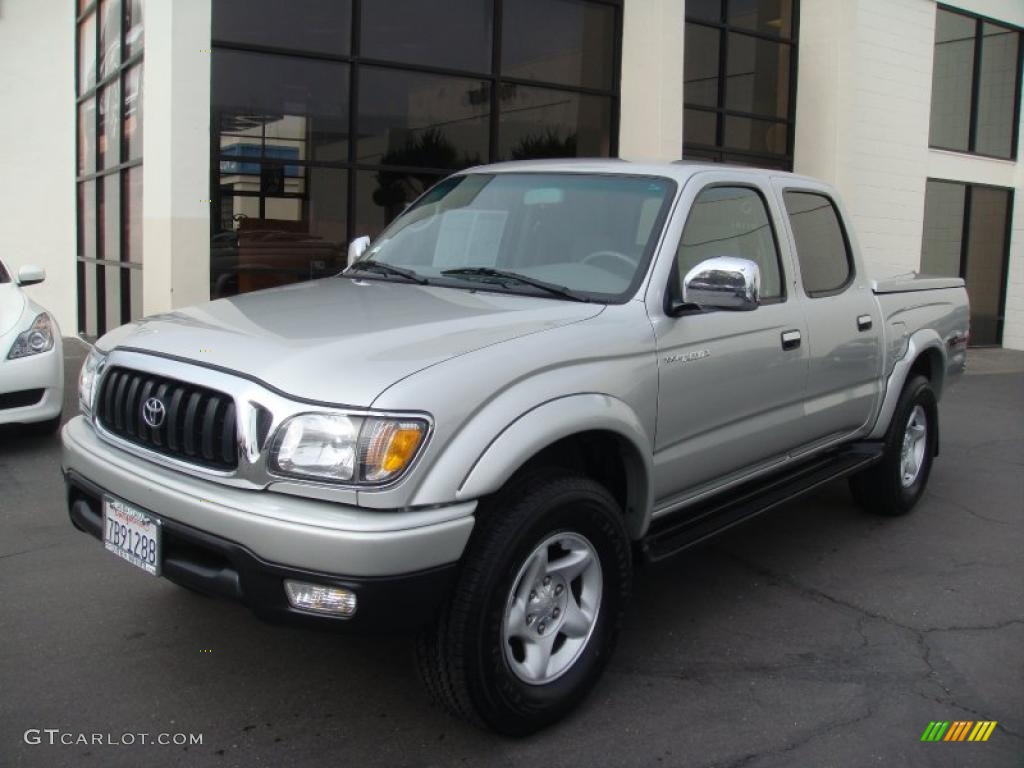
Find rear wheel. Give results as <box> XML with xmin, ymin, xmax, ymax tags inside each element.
<box><xmin>416</xmin><ymin>469</ymin><xmax>631</xmax><ymax>735</ymax></box>
<box><xmin>850</xmin><ymin>375</ymin><xmax>937</xmax><ymax>516</ymax></box>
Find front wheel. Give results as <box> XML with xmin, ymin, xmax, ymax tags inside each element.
<box><xmin>850</xmin><ymin>374</ymin><xmax>937</xmax><ymax>516</ymax></box>
<box><xmin>416</xmin><ymin>469</ymin><xmax>631</xmax><ymax>735</ymax></box>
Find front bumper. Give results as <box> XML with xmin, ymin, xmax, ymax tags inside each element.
<box><xmin>62</xmin><ymin>415</ymin><xmax>475</xmax><ymax>629</ymax></box>
<box><xmin>0</xmin><ymin>342</ymin><xmax>63</xmax><ymax>426</ymax></box>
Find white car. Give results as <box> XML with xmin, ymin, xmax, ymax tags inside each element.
<box><xmin>0</xmin><ymin>259</ymin><xmax>63</xmax><ymax>433</ymax></box>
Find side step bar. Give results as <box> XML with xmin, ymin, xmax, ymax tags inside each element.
<box><xmin>640</xmin><ymin>444</ymin><xmax>885</xmax><ymax>563</ymax></box>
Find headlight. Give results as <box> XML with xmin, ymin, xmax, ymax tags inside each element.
<box><xmin>7</xmin><ymin>313</ymin><xmax>55</xmax><ymax>359</ymax></box>
<box><xmin>269</xmin><ymin>413</ymin><xmax>427</xmax><ymax>485</ymax></box>
<box><xmin>78</xmin><ymin>348</ymin><xmax>106</xmax><ymax>417</ymax></box>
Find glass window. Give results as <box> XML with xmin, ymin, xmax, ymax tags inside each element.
<box><xmin>723</xmin><ymin>115</ymin><xmax>787</xmax><ymax>155</ymax></box>
<box><xmin>78</xmin><ymin>13</ymin><xmax>96</xmax><ymax>94</ymax></box>
<box><xmin>687</xmin><ymin>0</ymin><xmax>723</xmax><ymax>23</ymax></box>
<box><xmin>361</xmin><ymin>0</ymin><xmax>492</xmax><ymax>72</ymax></box>
<box><xmin>726</xmin><ymin>34</ymin><xmax>790</xmax><ymax>119</ymax></box>
<box><xmin>101</xmin><ymin>173</ymin><xmax>120</xmax><ymax>262</ymax></box>
<box><xmin>684</xmin><ymin>108</ymin><xmax>717</xmax><ymax>146</ymax></box>
<box><xmin>360</xmin><ymin>173</ymin><xmax>674</xmax><ymax>302</ymax></box>
<box><xmin>975</xmin><ymin>22</ymin><xmax>1020</xmax><ymax>158</ymax></box>
<box><xmin>358</xmin><ymin>67</ymin><xmax>489</xmax><ymax>168</ymax></box>
<box><xmin>123</xmin><ymin>64</ymin><xmax>142</xmax><ymax>161</ymax></box>
<box><xmin>921</xmin><ymin>181</ymin><xmax>965</xmax><ymax>277</ymax></box>
<box><xmin>99</xmin><ymin>0</ymin><xmax>121</xmax><ymax>79</ymax></box>
<box><xmin>79</xmin><ymin>181</ymin><xmax>97</xmax><ymax>260</ymax></box>
<box><xmin>98</xmin><ymin>81</ymin><xmax>120</xmax><ymax>169</ymax></box>
<box><xmin>929</xmin><ymin>9</ymin><xmax>1022</xmax><ymax>159</ymax></box>
<box><xmin>783</xmin><ymin>191</ymin><xmax>852</xmax><ymax>296</ymax></box>
<box><xmin>498</xmin><ymin>86</ymin><xmax>612</xmax><ymax>160</ymax></box>
<box><xmin>104</xmin><ymin>265</ymin><xmax>122</xmax><ymax>330</ymax></box>
<box><xmin>728</xmin><ymin>0</ymin><xmax>794</xmax><ymax>38</ymax></box>
<box><xmin>124</xmin><ymin>0</ymin><xmax>144</xmax><ymax>58</ymax></box>
<box><xmin>212</xmin><ymin>0</ymin><xmax>351</xmax><ymax>56</ymax></box>
<box><xmin>684</xmin><ymin>24</ymin><xmax>720</xmax><ymax>107</ymax></box>
<box><xmin>78</xmin><ymin>99</ymin><xmax>96</xmax><ymax>175</ymax></box>
<box><xmin>502</xmin><ymin>0</ymin><xmax>616</xmax><ymax>90</ymax></box>
<box><xmin>676</xmin><ymin>186</ymin><xmax>783</xmax><ymax>300</ymax></box>
<box><xmin>123</xmin><ymin>167</ymin><xmax>143</xmax><ymax>263</ymax></box>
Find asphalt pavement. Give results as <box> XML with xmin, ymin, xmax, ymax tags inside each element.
<box><xmin>1</xmin><ymin>341</ymin><xmax>1021</xmax><ymax>767</ymax></box>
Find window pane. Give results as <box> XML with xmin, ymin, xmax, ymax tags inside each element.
<box><xmin>101</xmin><ymin>173</ymin><xmax>120</xmax><ymax>262</ymax></box>
<box><xmin>728</xmin><ymin>0</ymin><xmax>794</xmax><ymax>38</ymax></box>
<box><xmin>929</xmin><ymin>10</ymin><xmax>975</xmax><ymax>151</ymax></box>
<box><xmin>104</xmin><ymin>264</ymin><xmax>122</xmax><ymax>330</ymax></box>
<box><xmin>355</xmin><ymin>169</ymin><xmax>442</xmax><ymax>241</ymax></box>
<box><xmin>78</xmin><ymin>98</ymin><xmax>96</xmax><ymax>175</ymax></box>
<box><xmin>78</xmin><ymin>181</ymin><xmax>97</xmax><ymax>260</ymax></box>
<box><xmin>723</xmin><ymin>115</ymin><xmax>788</xmax><ymax>155</ymax></box>
<box><xmin>125</xmin><ymin>0</ymin><xmax>144</xmax><ymax>58</ymax></box>
<box><xmin>358</xmin><ymin>67</ymin><xmax>489</xmax><ymax>168</ymax></box>
<box><xmin>722</xmin><ymin>153</ymin><xmax>789</xmax><ymax>170</ymax></box>
<box><xmin>677</xmin><ymin>186</ymin><xmax>782</xmax><ymax>299</ymax></box>
<box><xmin>684</xmin><ymin>24</ymin><xmax>720</xmax><ymax>107</ymax></box>
<box><xmin>498</xmin><ymin>86</ymin><xmax>612</xmax><ymax>160</ymax></box>
<box><xmin>502</xmin><ymin>0</ymin><xmax>616</xmax><ymax>90</ymax></box>
<box><xmin>79</xmin><ymin>13</ymin><xmax>96</xmax><ymax>94</ymax></box>
<box><xmin>129</xmin><ymin>266</ymin><xmax>143</xmax><ymax>321</ymax></box>
<box><xmin>123</xmin><ymin>167</ymin><xmax>143</xmax><ymax>263</ymax></box>
<box><xmin>921</xmin><ymin>180</ymin><xmax>965</xmax><ymax>277</ymax></box>
<box><xmin>684</xmin><ymin>108</ymin><xmax>717</xmax><ymax>146</ymax></box>
<box><xmin>83</xmin><ymin>263</ymin><xmax>98</xmax><ymax>336</ymax></box>
<box><xmin>99</xmin><ymin>0</ymin><xmax>121</xmax><ymax>79</ymax></box>
<box><xmin>975</xmin><ymin>23</ymin><xmax>1020</xmax><ymax>158</ymax></box>
<box><xmin>211</xmin><ymin>167</ymin><xmax>348</xmax><ymax>299</ymax></box>
<box><xmin>213</xmin><ymin>50</ymin><xmax>350</xmax><ymax>164</ymax></box>
<box><xmin>211</xmin><ymin>0</ymin><xmax>351</xmax><ymax>56</ymax></box>
<box><xmin>687</xmin><ymin>0</ymin><xmax>722</xmax><ymax>23</ymax></box>
<box><xmin>362</xmin><ymin>0</ymin><xmax>492</xmax><ymax>72</ymax></box>
<box><xmin>98</xmin><ymin>81</ymin><xmax>119</xmax><ymax>169</ymax></box>
<box><xmin>123</xmin><ymin>64</ymin><xmax>143</xmax><ymax>161</ymax></box>
<box><xmin>726</xmin><ymin>33</ymin><xmax>790</xmax><ymax>119</ymax></box>
<box><xmin>784</xmin><ymin>192</ymin><xmax>852</xmax><ymax>296</ymax></box>
<box><xmin>964</xmin><ymin>187</ymin><xmax>1010</xmax><ymax>345</ymax></box>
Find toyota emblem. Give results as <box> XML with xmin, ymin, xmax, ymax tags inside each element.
<box><xmin>142</xmin><ymin>397</ymin><xmax>166</xmax><ymax>428</ymax></box>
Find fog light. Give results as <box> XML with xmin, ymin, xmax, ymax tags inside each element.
<box><xmin>284</xmin><ymin>580</ymin><xmax>357</xmax><ymax>617</ymax></box>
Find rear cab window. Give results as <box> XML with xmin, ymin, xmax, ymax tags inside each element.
<box><xmin>783</xmin><ymin>191</ymin><xmax>854</xmax><ymax>297</ymax></box>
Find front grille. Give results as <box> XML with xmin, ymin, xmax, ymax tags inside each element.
<box><xmin>96</xmin><ymin>367</ymin><xmax>238</xmax><ymax>470</ymax></box>
<box><xmin>0</xmin><ymin>388</ymin><xmax>44</xmax><ymax>410</ymax></box>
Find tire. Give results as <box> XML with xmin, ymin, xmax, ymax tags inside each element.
<box><xmin>850</xmin><ymin>375</ymin><xmax>937</xmax><ymax>516</ymax></box>
<box><xmin>416</xmin><ymin>468</ymin><xmax>632</xmax><ymax>735</ymax></box>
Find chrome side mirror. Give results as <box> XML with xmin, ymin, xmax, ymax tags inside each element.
<box><xmin>682</xmin><ymin>256</ymin><xmax>760</xmax><ymax>311</ymax></box>
<box><xmin>347</xmin><ymin>236</ymin><xmax>371</xmax><ymax>265</ymax></box>
<box><xmin>17</xmin><ymin>264</ymin><xmax>46</xmax><ymax>287</ymax></box>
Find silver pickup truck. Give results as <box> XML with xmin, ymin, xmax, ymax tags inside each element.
<box><xmin>63</xmin><ymin>160</ymin><xmax>968</xmax><ymax>734</ymax></box>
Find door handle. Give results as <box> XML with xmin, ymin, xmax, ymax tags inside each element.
<box><xmin>781</xmin><ymin>330</ymin><xmax>802</xmax><ymax>350</ymax></box>
<box><xmin>857</xmin><ymin>315</ymin><xmax>873</xmax><ymax>331</ymax></box>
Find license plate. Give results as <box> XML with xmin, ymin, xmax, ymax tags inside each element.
<box><xmin>103</xmin><ymin>496</ymin><xmax>161</xmax><ymax>576</ymax></box>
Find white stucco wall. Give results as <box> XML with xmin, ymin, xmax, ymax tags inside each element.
<box><xmin>0</xmin><ymin>0</ymin><xmax>77</xmax><ymax>334</ymax></box>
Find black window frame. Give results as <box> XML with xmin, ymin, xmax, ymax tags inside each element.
<box><xmin>922</xmin><ymin>177</ymin><xmax>1015</xmax><ymax>346</ymax></box>
<box><xmin>665</xmin><ymin>181</ymin><xmax>788</xmax><ymax>315</ymax></box>
<box><xmin>929</xmin><ymin>5</ymin><xmax>1024</xmax><ymax>161</ymax></box>
<box><xmin>781</xmin><ymin>189</ymin><xmax>856</xmax><ymax>299</ymax></box>
<box><xmin>210</xmin><ymin>0</ymin><xmax>623</xmax><ymax>259</ymax></box>
<box><xmin>682</xmin><ymin>0</ymin><xmax>800</xmax><ymax>171</ymax></box>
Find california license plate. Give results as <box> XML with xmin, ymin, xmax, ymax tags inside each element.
<box><xmin>103</xmin><ymin>496</ymin><xmax>161</xmax><ymax>576</ymax></box>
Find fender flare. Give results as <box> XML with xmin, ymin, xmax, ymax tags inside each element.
<box><xmin>414</xmin><ymin>394</ymin><xmax>654</xmax><ymax>538</ymax></box>
<box><xmin>868</xmin><ymin>328</ymin><xmax>947</xmax><ymax>439</ymax></box>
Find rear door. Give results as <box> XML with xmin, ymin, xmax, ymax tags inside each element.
<box><xmin>648</xmin><ymin>171</ymin><xmax>812</xmax><ymax>508</ymax></box>
<box><xmin>772</xmin><ymin>180</ymin><xmax>883</xmax><ymax>449</ymax></box>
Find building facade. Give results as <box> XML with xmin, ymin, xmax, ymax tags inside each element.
<box><xmin>0</xmin><ymin>0</ymin><xmax>1021</xmax><ymax>347</ymax></box>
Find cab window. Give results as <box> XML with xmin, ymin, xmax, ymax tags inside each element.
<box><xmin>783</xmin><ymin>191</ymin><xmax>853</xmax><ymax>297</ymax></box>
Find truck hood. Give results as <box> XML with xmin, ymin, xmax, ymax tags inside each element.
<box><xmin>0</xmin><ymin>284</ymin><xmax>27</xmax><ymax>336</ymax></box>
<box><xmin>99</xmin><ymin>277</ymin><xmax>603</xmax><ymax>406</ymax></box>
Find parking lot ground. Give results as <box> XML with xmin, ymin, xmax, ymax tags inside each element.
<box><xmin>1</xmin><ymin>341</ymin><xmax>1021</xmax><ymax>767</ymax></box>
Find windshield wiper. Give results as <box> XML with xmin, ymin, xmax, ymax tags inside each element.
<box><xmin>440</xmin><ymin>267</ymin><xmax>590</xmax><ymax>303</ymax></box>
<box><xmin>345</xmin><ymin>260</ymin><xmax>429</xmax><ymax>285</ymax></box>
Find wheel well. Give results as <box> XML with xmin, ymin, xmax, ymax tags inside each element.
<box><xmin>514</xmin><ymin>430</ymin><xmax>647</xmax><ymax>538</ymax></box>
<box><xmin>909</xmin><ymin>347</ymin><xmax>945</xmax><ymax>397</ymax></box>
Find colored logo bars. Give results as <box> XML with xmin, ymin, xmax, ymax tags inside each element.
<box><xmin>921</xmin><ymin>721</ymin><xmax>998</xmax><ymax>742</ymax></box>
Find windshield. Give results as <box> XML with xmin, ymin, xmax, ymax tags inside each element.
<box><xmin>354</xmin><ymin>172</ymin><xmax>676</xmax><ymax>302</ymax></box>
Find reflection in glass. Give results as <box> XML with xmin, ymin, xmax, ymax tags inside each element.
<box><xmin>498</xmin><ymin>86</ymin><xmax>612</xmax><ymax>160</ymax></box>
<box><xmin>684</xmin><ymin>109</ymin><xmax>717</xmax><ymax>146</ymax></box>
<box><xmin>358</xmin><ymin>67</ymin><xmax>489</xmax><ymax>168</ymax></box>
<box><xmin>123</xmin><ymin>167</ymin><xmax>143</xmax><ymax>263</ymax></box>
<box><xmin>502</xmin><ymin>0</ymin><xmax>616</xmax><ymax>90</ymax></box>
<box><xmin>102</xmin><ymin>173</ymin><xmax>120</xmax><ymax>262</ymax></box>
<box><xmin>129</xmin><ymin>267</ymin><xmax>143</xmax><ymax>321</ymax></box>
<box><xmin>98</xmin><ymin>81</ymin><xmax>120</xmax><ymax>169</ymax></box>
<box><xmin>929</xmin><ymin>10</ymin><xmax>976</xmax><ymax>151</ymax></box>
<box><xmin>84</xmin><ymin>263</ymin><xmax>98</xmax><ymax>337</ymax></box>
<box><xmin>78</xmin><ymin>181</ymin><xmax>97</xmax><ymax>260</ymax></box>
<box><xmin>726</xmin><ymin>34</ymin><xmax>790</xmax><ymax>119</ymax></box>
<box><xmin>975</xmin><ymin>22</ymin><xmax>1020</xmax><ymax>158</ymax></box>
<box><xmin>104</xmin><ymin>265</ymin><xmax>122</xmax><ymax>330</ymax></box>
<box><xmin>728</xmin><ymin>0</ymin><xmax>793</xmax><ymax>38</ymax></box>
<box><xmin>723</xmin><ymin>115</ymin><xmax>787</xmax><ymax>156</ymax></box>
<box><xmin>684</xmin><ymin>24</ymin><xmax>720</xmax><ymax>107</ymax></box>
<box><xmin>784</xmin><ymin>192</ymin><xmax>851</xmax><ymax>296</ymax></box>
<box><xmin>356</xmin><ymin>170</ymin><xmax>441</xmax><ymax>241</ymax></box>
<box><xmin>687</xmin><ymin>0</ymin><xmax>722</xmax><ymax>23</ymax></box>
<box><xmin>212</xmin><ymin>0</ymin><xmax>350</xmax><ymax>57</ymax></box>
<box><xmin>964</xmin><ymin>187</ymin><xmax>1010</xmax><ymax>345</ymax></box>
<box><xmin>124</xmin><ymin>0</ymin><xmax>144</xmax><ymax>58</ymax></box>
<box><xmin>78</xmin><ymin>99</ymin><xmax>96</xmax><ymax>175</ymax></box>
<box><xmin>362</xmin><ymin>0</ymin><xmax>491</xmax><ymax>72</ymax></box>
<box><xmin>123</xmin><ymin>64</ymin><xmax>143</xmax><ymax>161</ymax></box>
<box><xmin>921</xmin><ymin>181</ymin><xmax>965</xmax><ymax>277</ymax></box>
<box><xmin>99</xmin><ymin>0</ymin><xmax>121</xmax><ymax>79</ymax></box>
<box><xmin>79</xmin><ymin>13</ymin><xmax>96</xmax><ymax>94</ymax></box>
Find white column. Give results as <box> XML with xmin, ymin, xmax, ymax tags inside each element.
<box><xmin>142</xmin><ymin>0</ymin><xmax>211</xmax><ymax>316</ymax></box>
<box><xmin>618</xmin><ymin>0</ymin><xmax>685</xmax><ymax>162</ymax></box>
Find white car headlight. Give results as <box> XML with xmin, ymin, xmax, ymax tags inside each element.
<box><xmin>78</xmin><ymin>348</ymin><xmax>106</xmax><ymax>417</ymax></box>
<box><xmin>269</xmin><ymin>413</ymin><xmax>427</xmax><ymax>485</ymax></box>
<box><xmin>7</xmin><ymin>313</ymin><xmax>54</xmax><ymax>359</ymax></box>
